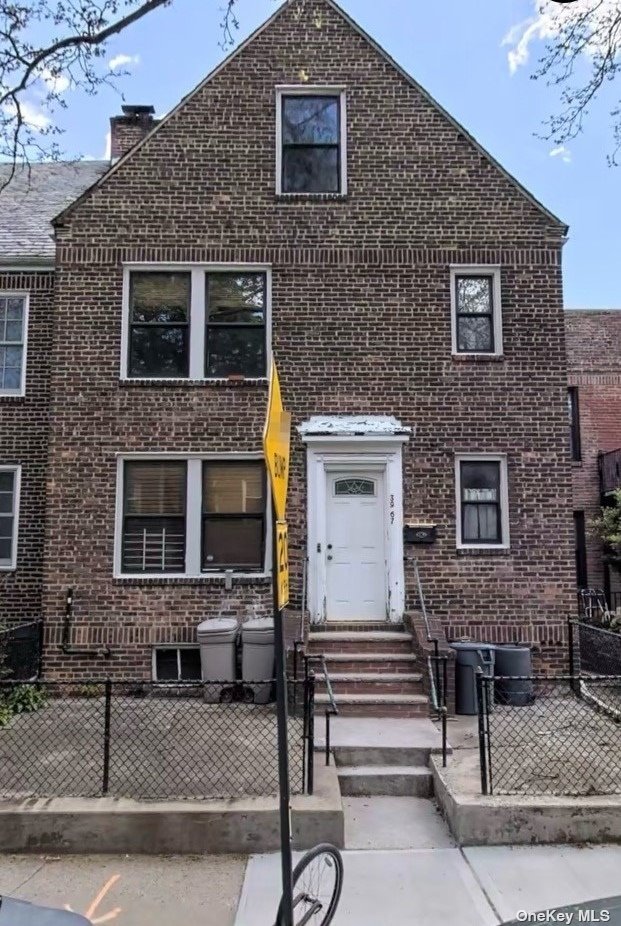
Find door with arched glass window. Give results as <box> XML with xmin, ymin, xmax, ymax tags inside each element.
<box><xmin>325</xmin><ymin>472</ymin><xmax>387</xmax><ymax>620</ymax></box>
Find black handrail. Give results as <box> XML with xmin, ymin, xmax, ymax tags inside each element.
<box><xmin>305</xmin><ymin>653</ymin><xmax>338</xmax><ymax>767</ymax></box>
<box><xmin>412</xmin><ymin>558</ymin><xmax>443</xmax><ymax>699</ymax></box>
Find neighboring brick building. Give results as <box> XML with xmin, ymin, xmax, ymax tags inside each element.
<box><xmin>2</xmin><ymin>0</ymin><xmax>577</xmax><ymax>703</ymax></box>
<box><xmin>565</xmin><ymin>310</ymin><xmax>621</xmax><ymax>605</ymax></box>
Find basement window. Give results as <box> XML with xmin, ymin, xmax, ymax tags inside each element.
<box><xmin>0</xmin><ymin>466</ymin><xmax>20</xmax><ymax>569</ymax></box>
<box><xmin>154</xmin><ymin>647</ymin><xmax>201</xmax><ymax>682</ymax></box>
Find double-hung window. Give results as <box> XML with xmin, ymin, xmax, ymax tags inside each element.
<box><xmin>0</xmin><ymin>466</ymin><xmax>20</xmax><ymax>569</ymax></box>
<box><xmin>456</xmin><ymin>455</ymin><xmax>509</xmax><ymax>549</ymax></box>
<box><xmin>123</xmin><ymin>268</ymin><xmax>269</xmax><ymax>380</ymax></box>
<box><xmin>277</xmin><ymin>88</ymin><xmax>347</xmax><ymax>194</ymax></box>
<box><xmin>0</xmin><ymin>294</ymin><xmax>27</xmax><ymax>395</ymax></box>
<box><xmin>117</xmin><ymin>458</ymin><xmax>267</xmax><ymax>576</ymax></box>
<box><xmin>450</xmin><ymin>268</ymin><xmax>503</xmax><ymax>356</ymax></box>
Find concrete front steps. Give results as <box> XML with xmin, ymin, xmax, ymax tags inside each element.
<box><xmin>314</xmin><ymin>716</ymin><xmax>446</xmax><ymax>798</ymax></box>
<box><xmin>308</xmin><ymin>624</ymin><xmax>429</xmax><ymax>718</ymax></box>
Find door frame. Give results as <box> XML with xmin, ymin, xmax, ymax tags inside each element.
<box><xmin>303</xmin><ymin>435</ymin><xmax>409</xmax><ymax>624</ymax></box>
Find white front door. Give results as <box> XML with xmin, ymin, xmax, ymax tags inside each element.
<box><xmin>325</xmin><ymin>472</ymin><xmax>387</xmax><ymax>621</ymax></box>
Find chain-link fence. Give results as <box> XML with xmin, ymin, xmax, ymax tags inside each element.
<box><xmin>0</xmin><ymin>678</ymin><xmax>313</xmax><ymax>799</ymax></box>
<box><xmin>573</xmin><ymin>619</ymin><xmax>621</xmax><ymax>676</ymax></box>
<box><xmin>477</xmin><ymin>675</ymin><xmax>621</xmax><ymax>796</ymax></box>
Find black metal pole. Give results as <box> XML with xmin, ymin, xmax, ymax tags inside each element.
<box><xmin>102</xmin><ymin>678</ymin><xmax>112</xmax><ymax>795</ymax></box>
<box><xmin>273</xmin><ymin>501</ymin><xmax>294</xmax><ymax>926</ymax></box>
<box><xmin>476</xmin><ymin>669</ymin><xmax>488</xmax><ymax>796</ymax></box>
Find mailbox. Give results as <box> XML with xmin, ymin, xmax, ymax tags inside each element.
<box><xmin>404</xmin><ymin>524</ymin><xmax>437</xmax><ymax>544</ymax></box>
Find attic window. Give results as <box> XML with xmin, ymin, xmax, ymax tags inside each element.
<box><xmin>276</xmin><ymin>88</ymin><xmax>347</xmax><ymax>195</ymax></box>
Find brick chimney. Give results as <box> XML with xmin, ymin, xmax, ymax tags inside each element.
<box><xmin>109</xmin><ymin>104</ymin><xmax>157</xmax><ymax>161</ymax></box>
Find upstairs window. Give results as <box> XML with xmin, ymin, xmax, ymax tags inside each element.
<box><xmin>122</xmin><ymin>461</ymin><xmax>187</xmax><ymax>573</ymax></box>
<box><xmin>128</xmin><ymin>273</ymin><xmax>190</xmax><ymax>378</ymax></box>
<box><xmin>277</xmin><ymin>89</ymin><xmax>347</xmax><ymax>195</ymax></box>
<box><xmin>456</xmin><ymin>455</ymin><xmax>509</xmax><ymax>549</ymax></box>
<box><xmin>0</xmin><ymin>295</ymin><xmax>27</xmax><ymax>396</ymax></box>
<box><xmin>0</xmin><ymin>467</ymin><xmax>20</xmax><ymax>569</ymax></box>
<box><xmin>123</xmin><ymin>267</ymin><xmax>269</xmax><ymax>380</ymax></box>
<box><xmin>568</xmin><ymin>387</ymin><xmax>581</xmax><ymax>462</ymax></box>
<box><xmin>206</xmin><ymin>274</ymin><xmax>266</xmax><ymax>378</ymax></box>
<box><xmin>450</xmin><ymin>268</ymin><xmax>503</xmax><ymax>356</ymax></box>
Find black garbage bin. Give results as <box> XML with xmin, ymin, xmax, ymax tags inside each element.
<box><xmin>0</xmin><ymin>896</ymin><xmax>90</xmax><ymax>924</ymax></box>
<box><xmin>494</xmin><ymin>644</ymin><xmax>534</xmax><ymax>706</ymax></box>
<box><xmin>450</xmin><ymin>642</ymin><xmax>495</xmax><ymax>715</ymax></box>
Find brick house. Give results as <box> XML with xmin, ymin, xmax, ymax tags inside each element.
<box><xmin>1</xmin><ymin>0</ymin><xmax>576</xmax><ymax>708</ymax></box>
<box><xmin>566</xmin><ymin>310</ymin><xmax>621</xmax><ymax>608</ymax></box>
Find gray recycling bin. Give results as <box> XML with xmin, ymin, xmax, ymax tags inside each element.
<box><xmin>197</xmin><ymin>618</ymin><xmax>239</xmax><ymax>702</ymax></box>
<box><xmin>494</xmin><ymin>644</ymin><xmax>534</xmax><ymax>706</ymax></box>
<box><xmin>0</xmin><ymin>896</ymin><xmax>89</xmax><ymax>924</ymax></box>
<box><xmin>242</xmin><ymin>618</ymin><xmax>275</xmax><ymax>704</ymax></box>
<box><xmin>450</xmin><ymin>642</ymin><xmax>495</xmax><ymax>716</ymax></box>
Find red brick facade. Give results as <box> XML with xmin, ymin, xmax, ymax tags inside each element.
<box><xmin>3</xmin><ymin>0</ymin><xmax>576</xmax><ymax>677</ymax></box>
<box><xmin>566</xmin><ymin>310</ymin><xmax>621</xmax><ymax>599</ymax></box>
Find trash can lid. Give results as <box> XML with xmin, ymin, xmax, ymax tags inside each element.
<box><xmin>449</xmin><ymin>641</ymin><xmax>495</xmax><ymax>651</ymax></box>
<box><xmin>243</xmin><ymin>618</ymin><xmax>274</xmax><ymax>632</ymax></box>
<box><xmin>197</xmin><ymin>618</ymin><xmax>239</xmax><ymax>635</ymax></box>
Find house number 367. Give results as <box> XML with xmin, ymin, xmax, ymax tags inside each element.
<box><xmin>390</xmin><ymin>495</ymin><xmax>395</xmax><ymax>524</ymax></box>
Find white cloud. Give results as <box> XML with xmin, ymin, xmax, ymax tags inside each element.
<box><xmin>40</xmin><ymin>68</ymin><xmax>70</xmax><ymax>94</ymax></box>
<box><xmin>103</xmin><ymin>130</ymin><xmax>111</xmax><ymax>160</ymax></box>
<box><xmin>503</xmin><ymin>0</ymin><xmax>620</xmax><ymax>74</ymax></box>
<box><xmin>2</xmin><ymin>98</ymin><xmax>51</xmax><ymax>132</ymax></box>
<box><xmin>108</xmin><ymin>53</ymin><xmax>140</xmax><ymax>71</ymax></box>
<box><xmin>549</xmin><ymin>144</ymin><xmax>572</xmax><ymax>163</ymax></box>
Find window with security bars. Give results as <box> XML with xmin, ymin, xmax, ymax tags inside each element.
<box><xmin>455</xmin><ymin>275</ymin><xmax>495</xmax><ymax>353</ymax></box>
<box><xmin>0</xmin><ymin>468</ymin><xmax>17</xmax><ymax>567</ymax></box>
<box><xmin>280</xmin><ymin>94</ymin><xmax>342</xmax><ymax>193</ymax></box>
<box><xmin>459</xmin><ymin>460</ymin><xmax>503</xmax><ymax>545</ymax></box>
<box><xmin>128</xmin><ymin>272</ymin><xmax>190</xmax><ymax>378</ymax></box>
<box><xmin>122</xmin><ymin>461</ymin><xmax>186</xmax><ymax>573</ymax></box>
<box><xmin>0</xmin><ymin>295</ymin><xmax>26</xmax><ymax>394</ymax></box>
<box><xmin>202</xmin><ymin>461</ymin><xmax>265</xmax><ymax>571</ymax></box>
<box><xmin>205</xmin><ymin>273</ymin><xmax>266</xmax><ymax>377</ymax></box>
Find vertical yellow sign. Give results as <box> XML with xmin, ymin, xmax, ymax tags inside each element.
<box><xmin>276</xmin><ymin>520</ymin><xmax>290</xmax><ymax>609</ymax></box>
<box><xmin>263</xmin><ymin>362</ymin><xmax>291</xmax><ymax>521</ymax></box>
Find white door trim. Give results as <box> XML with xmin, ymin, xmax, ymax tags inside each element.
<box><xmin>304</xmin><ymin>436</ymin><xmax>408</xmax><ymax>624</ymax></box>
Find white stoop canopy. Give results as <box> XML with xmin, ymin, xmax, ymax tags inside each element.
<box><xmin>298</xmin><ymin>416</ymin><xmax>411</xmax><ymax>624</ymax></box>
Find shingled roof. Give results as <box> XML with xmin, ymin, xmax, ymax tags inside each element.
<box><xmin>0</xmin><ymin>161</ymin><xmax>109</xmax><ymax>264</ymax></box>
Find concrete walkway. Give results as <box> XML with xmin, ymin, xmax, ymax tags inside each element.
<box><xmin>235</xmin><ymin>797</ymin><xmax>621</xmax><ymax>925</ymax></box>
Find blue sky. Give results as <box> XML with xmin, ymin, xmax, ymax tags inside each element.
<box><xmin>48</xmin><ymin>0</ymin><xmax>619</xmax><ymax>308</ymax></box>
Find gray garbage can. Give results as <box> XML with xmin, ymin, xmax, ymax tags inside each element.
<box><xmin>197</xmin><ymin>618</ymin><xmax>239</xmax><ymax>702</ymax></box>
<box><xmin>494</xmin><ymin>644</ymin><xmax>534</xmax><ymax>706</ymax></box>
<box><xmin>0</xmin><ymin>896</ymin><xmax>90</xmax><ymax>924</ymax></box>
<box><xmin>450</xmin><ymin>642</ymin><xmax>495</xmax><ymax>715</ymax></box>
<box><xmin>242</xmin><ymin>618</ymin><xmax>275</xmax><ymax>704</ymax></box>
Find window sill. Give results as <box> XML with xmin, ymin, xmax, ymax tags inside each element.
<box><xmin>119</xmin><ymin>377</ymin><xmax>269</xmax><ymax>388</ymax></box>
<box><xmin>571</xmin><ymin>460</ymin><xmax>583</xmax><ymax>467</ymax></box>
<box><xmin>0</xmin><ymin>393</ymin><xmax>25</xmax><ymax>400</ymax></box>
<box><xmin>113</xmin><ymin>574</ymin><xmax>272</xmax><ymax>586</ymax></box>
<box><xmin>456</xmin><ymin>547</ymin><xmax>511</xmax><ymax>557</ymax></box>
<box><xmin>451</xmin><ymin>354</ymin><xmax>504</xmax><ymax>363</ymax></box>
<box><xmin>0</xmin><ymin>565</ymin><xmax>16</xmax><ymax>571</ymax></box>
<box><xmin>275</xmin><ymin>192</ymin><xmax>348</xmax><ymax>203</ymax></box>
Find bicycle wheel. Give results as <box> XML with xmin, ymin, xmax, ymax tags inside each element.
<box><xmin>276</xmin><ymin>844</ymin><xmax>343</xmax><ymax>926</ymax></box>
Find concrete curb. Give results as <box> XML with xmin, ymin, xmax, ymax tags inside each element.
<box><xmin>431</xmin><ymin>752</ymin><xmax>621</xmax><ymax>846</ymax></box>
<box><xmin>0</xmin><ymin>758</ymin><xmax>344</xmax><ymax>854</ymax></box>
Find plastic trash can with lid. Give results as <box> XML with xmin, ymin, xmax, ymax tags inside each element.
<box><xmin>450</xmin><ymin>642</ymin><xmax>495</xmax><ymax>715</ymax></box>
<box><xmin>242</xmin><ymin>618</ymin><xmax>275</xmax><ymax>704</ymax></box>
<box><xmin>494</xmin><ymin>644</ymin><xmax>534</xmax><ymax>706</ymax></box>
<box><xmin>197</xmin><ymin>617</ymin><xmax>239</xmax><ymax>702</ymax></box>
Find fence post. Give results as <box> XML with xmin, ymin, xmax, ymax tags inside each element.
<box><xmin>102</xmin><ymin>678</ymin><xmax>112</xmax><ymax>795</ymax></box>
<box><xmin>476</xmin><ymin>669</ymin><xmax>488</xmax><ymax>796</ymax></box>
<box><xmin>307</xmin><ymin>672</ymin><xmax>315</xmax><ymax>795</ymax></box>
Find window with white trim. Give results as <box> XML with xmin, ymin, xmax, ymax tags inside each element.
<box><xmin>455</xmin><ymin>455</ymin><xmax>509</xmax><ymax>549</ymax></box>
<box><xmin>450</xmin><ymin>268</ymin><xmax>503</xmax><ymax>356</ymax></box>
<box><xmin>0</xmin><ymin>294</ymin><xmax>27</xmax><ymax>395</ymax></box>
<box><xmin>276</xmin><ymin>88</ymin><xmax>347</xmax><ymax>195</ymax></box>
<box><xmin>117</xmin><ymin>457</ymin><xmax>267</xmax><ymax>576</ymax></box>
<box><xmin>0</xmin><ymin>466</ymin><xmax>20</xmax><ymax>569</ymax></box>
<box><xmin>153</xmin><ymin>647</ymin><xmax>201</xmax><ymax>682</ymax></box>
<box><xmin>122</xmin><ymin>268</ymin><xmax>269</xmax><ymax>380</ymax></box>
